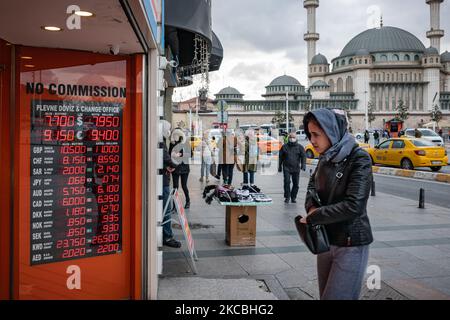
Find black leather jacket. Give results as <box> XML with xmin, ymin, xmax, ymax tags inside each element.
<box><xmin>305</xmin><ymin>145</ymin><xmax>374</xmax><ymax>247</ymax></box>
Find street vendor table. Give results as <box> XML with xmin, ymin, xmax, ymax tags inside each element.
<box><xmin>217</xmin><ymin>200</ymin><xmax>273</xmax><ymax>247</ymax></box>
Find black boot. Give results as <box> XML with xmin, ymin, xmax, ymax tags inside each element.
<box><xmin>184</xmin><ymin>202</ymin><xmax>190</xmax><ymax>209</ymax></box>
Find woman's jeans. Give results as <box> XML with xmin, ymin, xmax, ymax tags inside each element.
<box><xmin>317</xmin><ymin>245</ymin><xmax>370</xmax><ymax>300</ymax></box>
<box><xmin>201</xmin><ymin>161</ymin><xmax>211</xmax><ymax>178</ymax></box>
<box><xmin>243</xmin><ymin>171</ymin><xmax>255</xmax><ymax>184</ymax></box>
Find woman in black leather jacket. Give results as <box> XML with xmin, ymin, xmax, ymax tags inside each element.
<box><xmin>301</xmin><ymin>109</ymin><xmax>374</xmax><ymax>300</ymax></box>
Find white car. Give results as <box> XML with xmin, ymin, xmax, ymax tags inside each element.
<box><xmin>404</xmin><ymin>128</ymin><xmax>444</xmax><ymax>146</ymax></box>
<box><xmin>296</xmin><ymin>130</ymin><xmax>307</xmax><ymax>140</ymax></box>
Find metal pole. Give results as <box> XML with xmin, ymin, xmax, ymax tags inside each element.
<box><xmin>419</xmin><ymin>188</ymin><xmax>425</xmax><ymax>209</ymax></box>
<box><xmin>286</xmin><ymin>91</ymin><xmax>289</xmax><ymax>134</ymax></box>
<box><xmin>364</xmin><ymin>90</ymin><xmax>368</xmax><ymax>131</ymax></box>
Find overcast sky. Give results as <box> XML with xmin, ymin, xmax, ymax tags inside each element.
<box><xmin>173</xmin><ymin>0</ymin><xmax>450</xmax><ymax>101</ymax></box>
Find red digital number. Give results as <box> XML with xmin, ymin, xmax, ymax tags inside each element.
<box><xmin>97</xmin><ymin>194</ymin><xmax>119</xmax><ymax>204</ymax></box>
<box><xmin>101</xmin><ymin>175</ymin><xmax>120</xmax><ymax>183</ymax></box>
<box><xmin>92</xmin><ymin>116</ymin><xmax>120</xmax><ymax>128</ymax></box>
<box><xmin>61</xmin><ymin>145</ymin><xmax>86</xmax><ymax>154</ymax></box>
<box><xmin>67</xmin><ymin>217</ymin><xmax>87</xmax><ymax>227</ymax></box>
<box><xmin>95</xmin><ymin>145</ymin><xmax>120</xmax><ymax>154</ymax></box>
<box><xmin>56</xmin><ymin>237</ymin><xmax>86</xmax><ymax>248</ymax></box>
<box><xmin>63</xmin><ymin>156</ymin><xmax>86</xmax><ymax>165</ymax></box>
<box><xmin>99</xmin><ymin>204</ymin><xmax>120</xmax><ymax>213</ymax></box>
<box><xmin>96</xmin><ymin>165</ymin><xmax>119</xmax><ymax>174</ymax></box>
<box><xmin>66</xmin><ymin>227</ymin><xmax>86</xmax><ymax>237</ymax></box>
<box><xmin>62</xmin><ymin>196</ymin><xmax>86</xmax><ymax>206</ymax></box>
<box><xmin>67</xmin><ymin>176</ymin><xmax>86</xmax><ymax>185</ymax></box>
<box><xmin>62</xmin><ymin>166</ymin><xmax>86</xmax><ymax>175</ymax></box>
<box><xmin>96</xmin><ymin>155</ymin><xmax>120</xmax><ymax>164</ymax></box>
<box><xmin>91</xmin><ymin>130</ymin><xmax>120</xmax><ymax>141</ymax></box>
<box><xmin>97</xmin><ymin>243</ymin><xmax>119</xmax><ymax>254</ymax></box>
<box><xmin>101</xmin><ymin>214</ymin><xmax>119</xmax><ymax>223</ymax></box>
<box><xmin>45</xmin><ymin>115</ymin><xmax>75</xmax><ymax>127</ymax></box>
<box><xmin>62</xmin><ymin>248</ymin><xmax>86</xmax><ymax>258</ymax></box>
<box><xmin>101</xmin><ymin>223</ymin><xmax>120</xmax><ymax>234</ymax></box>
<box><xmin>92</xmin><ymin>233</ymin><xmax>119</xmax><ymax>245</ymax></box>
<box><xmin>63</xmin><ymin>186</ymin><xmax>86</xmax><ymax>196</ymax></box>
<box><xmin>44</xmin><ymin>130</ymin><xmax>75</xmax><ymax>141</ymax></box>
<box><xmin>65</xmin><ymin>207</ymin><xmax>86</xmax><ymax>216</ymax></box>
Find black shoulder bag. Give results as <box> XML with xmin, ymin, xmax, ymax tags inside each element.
<box><xmin>295</xmin><ymin>148</ymin><xmax>358</xmax><ymax>255</ymax></box>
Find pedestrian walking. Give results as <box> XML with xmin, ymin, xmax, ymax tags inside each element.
<box><xmin>242</xmin><ymin>129</ymin><xmax>259</xmax><ymax>185</ymax></box>
<box><xmin>301</xmin><ymin>109</ymin><xmax>373</xmax><ymax>300</ymax></box>
<box><xmin>373</xmin><ymin>130</ymin><xmax>380</xmax><ymax>146</ymax></box>
<box><xmin>161</xmin><ymin>120</ymin><xmax>181</xmax><ymax>248</ymax></box>
<box><xmin>278</xmin><ymin>132</ymin><xmax>306</xmax><ymax>203</ymax></box>
<box><xmin>199</xmin><ymin>132</ymin><xmax>213</xmax><ymax>183</ymax></box>
<box><xmin>170</xmin><ymin>128</ymin><xmax>191</xmax><ymax>209</ymax></box>
<box><xmin>364</xmin><ymin>130</ymin><xmax>370</xmax><ymax>144</ymax></box>
<box><xmin>219</xmin><ymin>130</ymin><xmax>237</xmax><ymax>185</ymax></box>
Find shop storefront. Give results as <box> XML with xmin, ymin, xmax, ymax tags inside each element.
<box><xmin>0</xmin><ymin>0</ymin><xmax>163</xmax><ymax>300</ymax></box>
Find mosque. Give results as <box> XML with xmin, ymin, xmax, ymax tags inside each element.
<box><xmin>213</xmin><ymin>0</ymin><xmax>450</xmax><ymax>130</ymax></box>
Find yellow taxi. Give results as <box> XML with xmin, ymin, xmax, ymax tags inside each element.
<box><xmin>305</xmin><ymin>142</ymin><xmax>370</xmax><ymax>159</ymax></box>
<box><xmin>367</xmin><ymin>138</ymin><xmax>448</xmax><ymax>171</ymax></box>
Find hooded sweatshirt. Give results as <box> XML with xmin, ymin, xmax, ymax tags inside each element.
<box><xmin>303</xmin><ymin>109</ymin><xmax>357</xmax><ymax>163</ymax></box>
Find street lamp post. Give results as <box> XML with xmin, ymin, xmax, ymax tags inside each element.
<box><xmin>364</xmin><ymin>90</ymin><xmax>368</xmax><ymax>130</ymax></box>
<box><xmin>286</xmin><ymin>91</ymin><xmax>289</xmax><ymax>134</ymax></box>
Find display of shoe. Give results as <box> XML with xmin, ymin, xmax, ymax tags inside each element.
<box><xmin>206</xmin><ymin>178</ymin><xmax>210</xmax><ymax>183</ymax></box>
<box><xmin>291</xmin><ymin>199</ymin><xmax>297</xmax><ymax>203</ymax></box>
<box><xmin>163</xmin><ymin>238</ymin><xmax>181</xmax><ymax>248</ymax></box>
<box><xmin>199</xmin><ymin>177</ymin><xmax>204</xmax><ymax>182</ymax></box>
<box><xmin>184</xmin><ymin>202</ymin><xmax>190</xmax><ymax>209</ymax></box>
<box><xmin>284</xmin><ymin>198</ymin><xmax>289</xmax><ymax>203</ymax></box>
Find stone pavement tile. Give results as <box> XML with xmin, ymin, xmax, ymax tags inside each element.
<box><xmin>233</xmin><ymin>253</ymin><xmax>292</xmax><ymax>275</ymax></box>
<box><xmin>275</xmin><ymin>252</ymin><xmax>317</xmax><ymax>270</ymax></box>
<box><xmin>157</xmin><ymin>277</ymin><xmax>278</xmax><ymax>300</ymax></box>
<box><xmin>360</xmin><ymin>281</ymin><xmax>409</xmax><ymax>300</ymax></box>
<box><xmin>392</xmin><ymin>259</ymin><xmax>450</xmax><ymax>279</ymax></box>
<box><xmin>416</xmin><ymin>277</ymin><xmax>450</xmax><ymax>296</ymax></box>
<box><xmin>257</xmin><ymin>235</ymin><xmax>303</xmax><ymax>248</ymax></box>
<box><xmin>163</xmin><ymin>258</ymin><xmax>193</xmax><ymax>276</ymax></box>
<box><xmin>284</xmin><ymin>287</ymin><xmax>315</xmax><ymax>300</ymax></box>
<box><xmin>433</xmin><ymin>244</ymin><xmax>450</xmax><ymax>254</ymax></box>
<box><xmin>427</xmin><ymin>257</ymin><xmax>450</xmax><ymax>270</ymax></box>
<box><xmin>369</xmin><ymin>247</ymin><xmax>419</xmax><ymax>261</ymax></box>
<box><xmin>180</xmin><ymin>238</ymin><xmax>231</xmax><ymax>251</ymax></box>
<box><xmin>374</xmin><ymin>229</ymin><xmax>450</xmax><ymax>242</ymax></box>
<box><xmin>398</xmin><ymin>245</ymin><xmax>450</xmax><ymax>260</ymax></box>
<box><xmin>385</xmin><ymin>278</ymin><xmax>450</xmax><ymax>300</ymax></box>
<box><xmin>275</xmin><ymin>268</ymin><xmax>317</xmax><ymax>287</ymax></box>
<box><xmin>193</xmin><ymin>256</ymin><xmax>249</xmax><ymax>277</ymax></box>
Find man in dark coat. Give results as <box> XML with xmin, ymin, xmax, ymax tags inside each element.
<box><xmin>278</xmin><ymin>132</ymin><xmax>306</xmax><ymax>203</ymax></box>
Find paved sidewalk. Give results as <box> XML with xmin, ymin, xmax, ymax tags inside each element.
<box><xmin>158</xmin><ymin>163</ymin><xmax>450</xmax><ymax>300</ymax></box>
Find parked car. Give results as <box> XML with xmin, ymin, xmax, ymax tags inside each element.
<box><xmin>403</xmin><ymin>128</ymin><xmax>444</xmax><ymax>146</ymax></box>
<box><xmin>367</xmin><ymin>138</ymin><xmax>448</xmax><ymax>171</ymax></box>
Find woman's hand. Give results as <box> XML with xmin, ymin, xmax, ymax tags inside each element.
<box><xmin>300</xmin><ymin>207</ymin><xmax>318</xmax><ymax>224</ymax></box>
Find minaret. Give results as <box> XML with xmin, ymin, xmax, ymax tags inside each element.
<box><xmin>304</xmin><ymin>0</ymin><xmax>320</xmax><ymax>75</ymax></box>
<box><xmin>426</xmin><ymin>0</ymin><xmax>445</xmax><ymax>53</ymax></box>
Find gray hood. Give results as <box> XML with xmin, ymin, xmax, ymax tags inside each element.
<box><xmin>303</xmin><ymin>109</ymin><xmax>357</xmax><ymax>163</ymax></box>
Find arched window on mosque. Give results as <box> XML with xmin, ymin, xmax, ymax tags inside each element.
<box><xmin>342</xmin><ymin>60</ymin><xmax>346</xmax><ymax>66</ymax></box>
<box><xmin>414</xmin><ymin>55</ymin><xmax>420</xmax><ymax>61</ymax></box>
<box><xmin>336</xmin><ymin>61</ymin><xmax>339</xmax><ymax>67</ymax></box>
<box><xmin>404</xmin><ymin>54</ymin><xmax>410</xmax><ymax>61</ymax></box>
<box><xmin>393</xmin><ymin>54</ymin><xmax>400</xmax><ymax>61</ymax></box>
<box><xmin>346</xmin><ymin>77</ymin><xmax>353</xmax><ymax>92</ymax></box>
<box><xmin>319</xmin><ymin>66</ymin><xmax>322</xmax><ymax>72</ymax></box>
<box><xmin>372</xmin><ymin>55</ymin><xmax>376</xmax><ymax>62</ymax></box>
<box><xmin>381</xmin><ymin>55</ymin><xmax>388</xmax><ymax>62</ymax></box>
<box><xmin>359</xmin><ymin>59</ymin><xmax>362</xmax><ymax>64</ymax></box>
<box><xmin>365</xmin><ymin>59</ymin><xmax>368</xmax><ymax>64</ymax></box>
<box><xmin>328</xmin><ymin>79</ymin><xmax>335</xmax><ymax>92</ymax></box>
<box><xmin>430</xmin><ymin>58</ymin><xmax>433</xmax><ymax>63</ymax></box>
<box><xmin>349</xmin><ymin>58</ymin><xmax>354</xmax><ymax>65</ymax></box>
<box><xmin>314</xmin><ymin>67</ymin><xmax>317</xmax><ymax>72</ymax></box>
<box><xmin>425</xmin><ymin>58</ymin><xmax>428</xmax><ymax>63</ymax></box>
<box><xmin>337</xmin><ymin>78</ymin><xmax>344</xmax><ymax>92</ymax></box>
